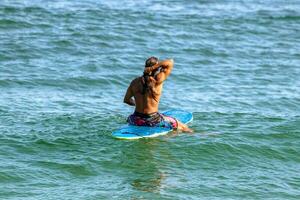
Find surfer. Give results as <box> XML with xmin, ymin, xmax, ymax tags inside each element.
<box><xmin>123</xmin><ymin>57</ymin><xmax>193</xmax><ymax>132</ymax></box>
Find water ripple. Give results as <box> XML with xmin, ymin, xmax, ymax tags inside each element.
<box><xmin>1</xmin><ymin>0</ymin><xmax>300</xmax><ymax>199</ymax></box>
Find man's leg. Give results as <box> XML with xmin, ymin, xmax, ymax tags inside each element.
<box><xmin>161</xmin><ymin>114</ymin><xmax>193</xmax><ymax>133</ymax></box>
<box><xmin>176</xmin><ymin>120</ymin><xmax>193</xmax><ymax>133</ymax></box>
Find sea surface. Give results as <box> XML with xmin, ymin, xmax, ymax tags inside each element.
<box><xmin>1</xmin><ymin>0</ymin><xmax>300</xmax><ymax>199</ymax></box>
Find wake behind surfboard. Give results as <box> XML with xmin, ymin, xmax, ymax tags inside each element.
<box><xmin>112</xmin><ymin>109</ymin><xmax>193</xmax><ymax>139</ymax></box>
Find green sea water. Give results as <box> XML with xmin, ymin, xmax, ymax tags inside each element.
<box><xmin>1</xmin><ymin>0</ymin><xmax>300</xmax><ymax>199</ymax></box>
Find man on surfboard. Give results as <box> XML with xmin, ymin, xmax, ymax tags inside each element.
<box><xmin>123</xmin><ymin>57</ymin><xmax>193</xmax><ymax>132</ymax></box>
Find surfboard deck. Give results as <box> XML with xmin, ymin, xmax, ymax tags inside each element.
<box><xmin>112</xmin><ymin>109</ymin><xmax>193</xmax><ymax>140</ymax></box>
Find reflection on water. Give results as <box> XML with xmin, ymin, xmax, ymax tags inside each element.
<box><xmin>131</xmin><ymin>173</ymin><xmax>165</xmax><ymax>193</ymax></box>
<box><xmin>119</xmin><ymin>139</ymin><xmax>166</xmax><ymax>193</ymax></box>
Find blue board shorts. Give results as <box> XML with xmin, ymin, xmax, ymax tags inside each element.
<box><xmin>127</xmin><ymin>111</ymin><xmax>178</xmax><ymax>129</ymax></box>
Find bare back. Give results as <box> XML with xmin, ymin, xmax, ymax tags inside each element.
<box><xmin>131</xmin><ymin>77</ymin><xmax>163</xmax><ymax>114</ymax></box>
<box><xmin>123</xmin><ymin>59</ymin><xmax>174</xmax><ymax>114</ymax></box>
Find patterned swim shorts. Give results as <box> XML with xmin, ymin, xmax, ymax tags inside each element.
<box><xmin>127</xmin><ymin>111</ymin><xmax>178</xmax><ymax>129</ymax></box>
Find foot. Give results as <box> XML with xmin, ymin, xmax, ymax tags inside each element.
<box><xmin>178</xmin><ymin>124</ymin><xmax>193</xmax><ymax>133</ymax></box>
<box><xmin>182</xmin><ymin>127</ymin><xmax>194</xmax><ymax>133</ymax></box>
<box><xmin>177</xmin><ymin>120</ymin><xmax>193</xmax><ymax>133</ymax></box>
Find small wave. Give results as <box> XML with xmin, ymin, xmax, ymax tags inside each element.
<box><xmin>52</xmin><ymin>39</ymin><xmax>74</xmax><ymax>47</ymax></box>
<box><xmin>271</xmin><ymin>15</ymin><xmax>300</xmax><ymax>21</ymax></box>
<box><xmin>34</xmin><ymin>160</ymin><xmax>95</xmax><ymax>176</ymax></box>
<box><xmin>0</xmin><ymin>19</ymin><xmax>33</xmax><ymax>29</ymax></box>
<box><xmin>0</xmin><ymin>6</ymin><xmax>51</xmax><ymax>14</ymax></box>
<box><xmin>0</xmin><ymin>171</ymin><xmax>25</xmax><ymax>183</ymax></box>
<box><xmin>0</xmin><ymin>76</ymin><xmax>119</xmax><ymax>89</ymax></box>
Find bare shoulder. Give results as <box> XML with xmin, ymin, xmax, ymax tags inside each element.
<box><xmin>131</xmin><ymin>77</ymin><xmax>141</xmax><ymax>85</ymax></box>
<box><xmin>130</xmin><ymin>77</ymin><xmax>141</xmax><ymax>89</ymax></box>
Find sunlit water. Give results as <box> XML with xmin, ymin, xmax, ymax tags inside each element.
<box><xmin>1</xmin><ymin>0</ymin><xmax>300</xmax><ymax>199</ymax></box>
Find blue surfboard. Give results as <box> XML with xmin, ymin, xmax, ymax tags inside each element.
<box><xmin>112</xmin><ymin>109</ymin><xmax>193</xmax><ymax>139</ymax></box>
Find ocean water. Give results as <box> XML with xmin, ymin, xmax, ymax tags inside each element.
<box><xmin>1</xmin><ymin>0</ymin><xmax>300</xmax><ymax>199</ymax></box>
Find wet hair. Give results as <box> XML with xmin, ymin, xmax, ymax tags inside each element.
<box><xmin>145</xmin><ymin>56</ymin><xmax>158</xmax><ymax>69</ymax></box>
<box><xmin>142</xmin><ymin>57</ymin><xmax>158</xmax><ymax>95</ymax></box>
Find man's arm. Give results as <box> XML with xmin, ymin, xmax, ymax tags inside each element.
<box><xmin>123</xmin><ymin>83</ymin><xmax>135</xmax><ymax>106</ymax></box>
<box><xmin>144</xmin><ymin>59</ymin><xmax>174</xmax><ymax>84</ymax></box>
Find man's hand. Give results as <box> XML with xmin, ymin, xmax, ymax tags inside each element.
<box><xmin>160</xmin><ymin>68</ymin><xmax>167</xmax><ymax>73</ymax></box>
<box><xmin>124</xmin><ymin>97</ymin><xmax>135</xmax><ymax>106</ymax></box>
<box><xmin>144</xmin><ymin>61</ymin><xmax>160</xmax><ymax>74</ymax></box>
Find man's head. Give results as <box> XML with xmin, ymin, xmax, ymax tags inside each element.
<box><xmin>145</xmin><ymin>56</ymin><xmax>158</xmax><ymax>68</ymax></box>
